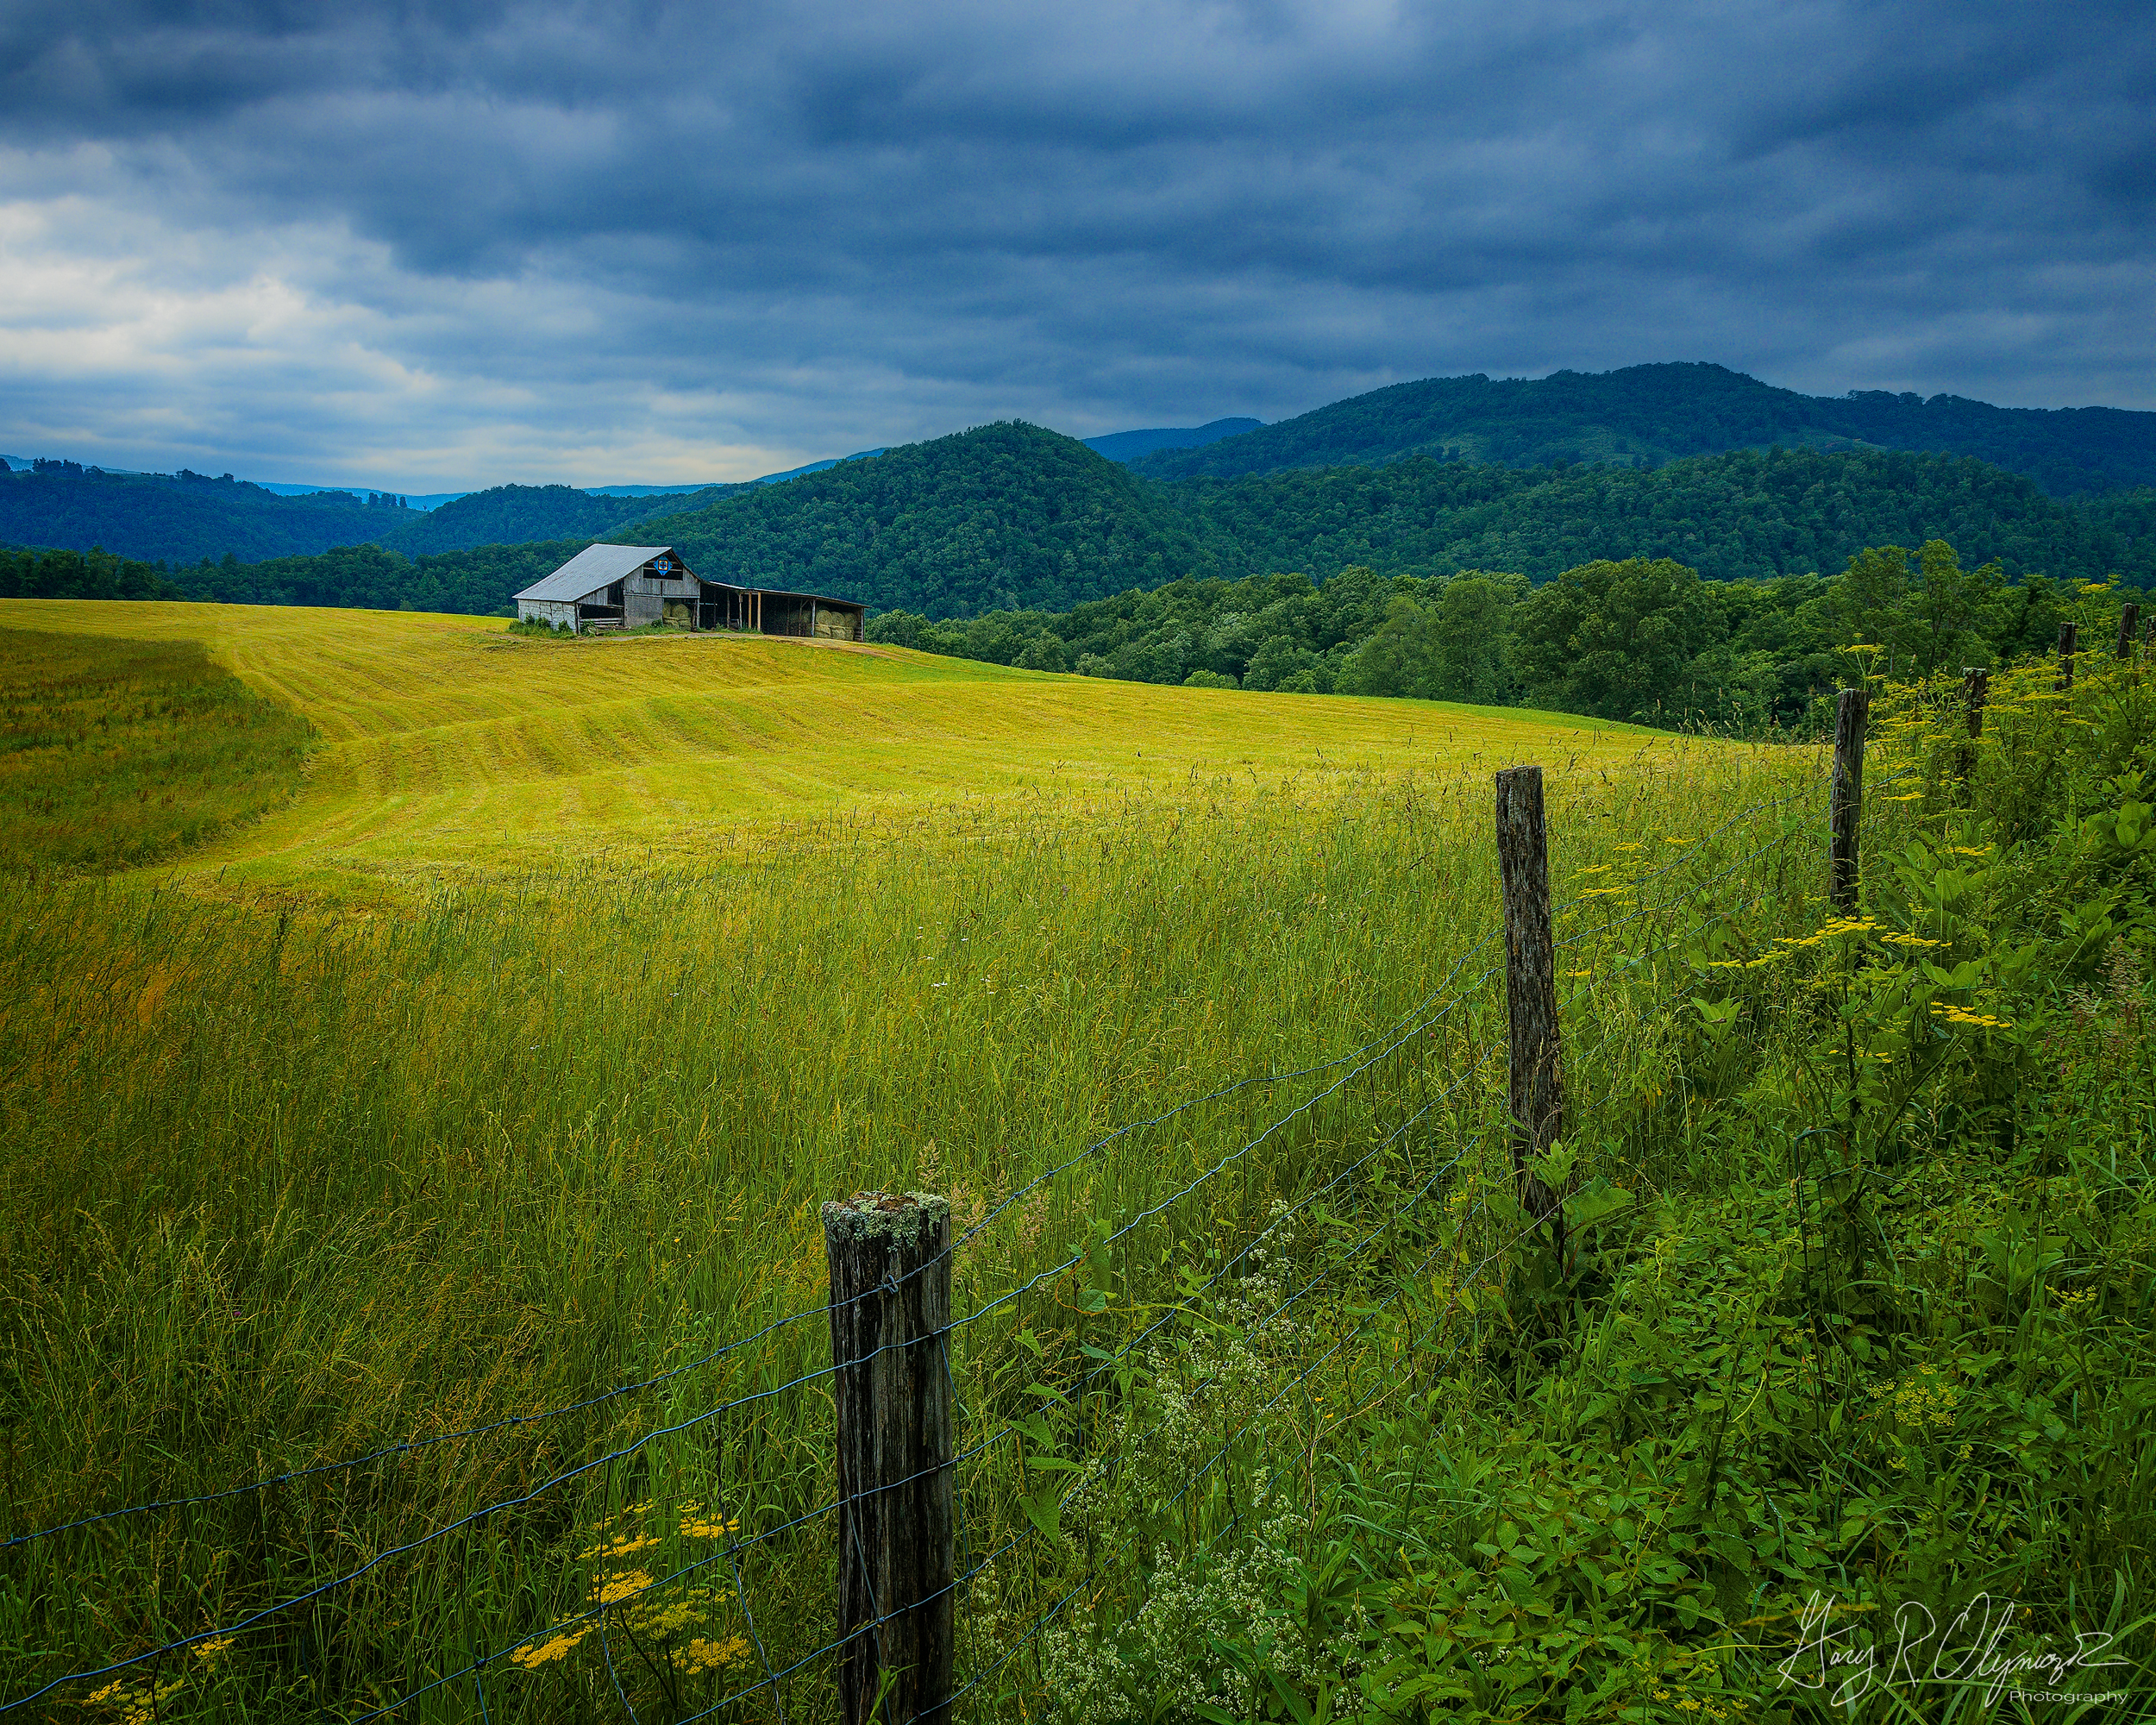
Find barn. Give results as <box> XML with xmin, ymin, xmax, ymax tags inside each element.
<box><xmin>513</xmin><ymin>543</ymin><xmax>867</xmax><ymax>641</ymax></box>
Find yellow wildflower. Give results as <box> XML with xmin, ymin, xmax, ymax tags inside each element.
<box><xmin>85</xmin><ymin>1678</ymin><xmax>185</xmax><ymax>1724</ymax></box>
<box><xmin>1930</xmin><ymin>1003</ymin><xmax>2012</xmax><ymax>1030</ymax></box>
<box><xmin>580</xmin><ymin>1533</ymin><xmax>659</xmax><ymax>1561</ymax></box>
<box><xmin>193</xmin><ymin>1636</ymin><xmax>235</xmax><ymax>1661</ymax></box>
<box><xmin>629</xmin><ymin>1594</ymin><xmax>711</xmax><ymax>1636</ymax></box>
<box><xmin>510</xmin><ymin>1624</ymin><xmax>593</xmax><ymax>1669</ymax></box>
<box><xmin>682</xmin><ymin>1634</ymin><xmax>752</xmax><ymax>1675</ymax></box>
<box><xmin>593</xmin><ymin>1570</ymin><xmax>656</xmax><ymax>1608</ymax></box>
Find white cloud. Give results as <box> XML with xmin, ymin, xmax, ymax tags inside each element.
<box><xmin>0</xmin><ymin>0</ymin><xmax>2150</xmax><ymax>486</ymax></box>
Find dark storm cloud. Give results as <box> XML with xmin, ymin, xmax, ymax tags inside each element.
<box><xmin>2</xmin><ymin>0</ymin><xmax>2152</xmax><ymax>485</ymax></box>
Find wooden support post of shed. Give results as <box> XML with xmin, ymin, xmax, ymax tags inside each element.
<box><xmin>2058</xmin><ymin>622</ymin><xmax>2078</xmax><ymax>692</ymax></box>
<box><xmin>1830</xmin><ymin>689</ymin><xmax>1869</xmax><ymax>914</ymax></box>
<box><xmin>824</xmin><ymin>1191</ymin><xmax>955</xmax><ymax>1725</ymax></box>
<box><xmin>1495</xmin><ymin>766</ymin><xmax>1566</xmax><ymax>1264</ymax></box>
<box><xmin>2120</xmin><ymin>604</ymin><xmax>2140</xmax><ymax>660</ymax></box>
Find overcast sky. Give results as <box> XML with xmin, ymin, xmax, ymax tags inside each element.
<box><xmin>2</xmin><ymin>0</ymin><xmax>2152</xmax><ymax>490</ymax></box>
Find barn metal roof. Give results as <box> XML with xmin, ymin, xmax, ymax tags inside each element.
<box><xmin>513</xmin><ymin>543</ymin><xmax>680</xmax><ymax>603</ymax></box>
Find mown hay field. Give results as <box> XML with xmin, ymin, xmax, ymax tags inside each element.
<box><xmin>0</xmin><ymin>600</ymin><xmax>1849</xmax><ymax>1722</ymax></box>
<box><xmin>0</xmin><ymin>599</ymin><xmax>1695</xmax><ymax>891</ymax></box>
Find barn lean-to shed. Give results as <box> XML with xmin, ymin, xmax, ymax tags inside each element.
<box><xmin>513</xmin><ymin>543</ymin><xmax>866</xmax><ymax>641</ymax></box>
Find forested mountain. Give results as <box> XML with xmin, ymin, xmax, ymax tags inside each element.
<box><xmin>0</xmin><ymin>463</ymin><xmax>418</xmax><ymax>563</ymax></box>
<box><xmin>377</xmin><ymin>483</ymin><xmax>736</xmax><ymax>555</ymax></box>
<box><xmin>0</xmin><ymin>461</ymin><xmax>745</xmax><ymax>565</ymax></box>
<box><xmin>640</xmin><ymin>431</ymin><xmax>2150</xmax><ymax>612</ymax></box>
<box><xmin>1131</xmin><ymin>363</ymin><xmax>2156</xmax><ymax>495</ymax></box>
<box><xmin>636</xmin><ymin>421</ymin><xmax>1219</xmax><ymax>613</ymax></box>
<box><xmin>10</xmin><ymin>426</ymin><xmax>2151</xmax><ymax>627</ymax></box>
<box><xmin>1171</xmin><ymin>447</ymin><xmax>2155</xmax><ymax>588</ymax></box>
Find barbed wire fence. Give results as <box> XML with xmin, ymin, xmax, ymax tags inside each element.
<box><xmin>3</xmin><ymin>717</ymin><xmax>1904</xmax><ymax>1725</ymax></box>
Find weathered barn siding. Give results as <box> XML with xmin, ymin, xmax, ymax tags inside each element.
<box><xmin>622</xmin><ymin>561</ymin><xmax>697</xmax><ymax>629</ymax></box>
<box><xmin>517</xmin><ymin>598</ymin><xmax>580</xmax><ymax>629</ymax></box>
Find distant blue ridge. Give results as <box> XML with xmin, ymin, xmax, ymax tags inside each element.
<box><xmin>1081</xmin><ymin>418</ymin><xmax>1263</xmax><ymax>462</ymax></box>
<box><xmin>0</xmin><ymin>417</ymin><xmax>1251</xmax><ymax>511</ymax></box>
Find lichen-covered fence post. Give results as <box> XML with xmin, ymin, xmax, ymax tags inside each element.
<box><xmin>2119</xmin><ymin>603</ymin><xmax>2140</xmax><ymax>661</ymax></box>
<box><xmin>1830</xmin><ymin>689</ymin><xmax>1869</xmax><ymax>914</ymax></box>
<box><xmin>1495</xmin><ymin>765</ymin><xmax>1565</xmax><ymax>1264</ymax></box>
<box><xmin>1960</xmin><ymin>667</ymin><xmax>1988</xmax><ymax>782</ymax></box>
<box><xmin>824</xmin><ymin>1191</ymin><xmax>955</xmax><ymax>1725</ymax></box>
<box><xmin>2058</xmin><ymin>621</ymin><xmax>2078</xmax><ymax>693</ymax></box>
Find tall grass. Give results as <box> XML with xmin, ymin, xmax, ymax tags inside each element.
<box><xmin>0</xmin><ymin>626</ymin><xmax>313</xmax><ymax>876</ymax></box>
<box><xmin>0</xmin><ymin>742</ymin><xmax>1814</xmax><ymax>1720</ymax></box>
<box><xmin>7</xmin><ymin>610</ymin><xmax>2149</xmax><ymax>1722</ymax></box>
<box><xmin>991</xmin><ymin>657</ymin><xmax>2156</xmax><ymax>1723</ymax></box>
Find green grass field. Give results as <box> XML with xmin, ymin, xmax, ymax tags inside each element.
<box><xmin>0</xmin><ymin>624</ymin><xmax>313</xmax><ymax>877</ymax></box>
<box><xmin>1</xmin><ymin>604</ymin><xmax>2150</xmax><ymax>1723</ymax></box>
<box><xmin>0</xmin><ymin>599</ymin><xmax>1686</xmax><ymax>892</ymax></box>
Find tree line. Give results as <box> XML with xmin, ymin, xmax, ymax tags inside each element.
<box><xmin>1130</xmin><ymin>361</ymin><xmax>2156</xmax><ymax>494</ymax></box>
<box><xmin>868</xmin><ymin>542</ymin><xmax>2144</xmax><ymax>731</ymax></box>
<box><xmin>0</xmin><ymin>540</ymin><xmax>586</xmax><ymax>615</ymax></box>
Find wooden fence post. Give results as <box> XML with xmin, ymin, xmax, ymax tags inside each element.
<box><xmin>1830</xmin><ymin>689</ymin><xmax>1869</xmax><ymax>914</ymax></box>
<box><xmin>1959</xmin><ymin>667</ymin><xmax>1988</xmax><ymax>781</ymax></box>
<box><xmin>2119</xmin><ymin>604</ymin><xmax>2140</xmax><ymax>660</ymax></box>
<box><xmin>824</xmin><ymin>1191</ymin><xmax>955</xmax><ymax>1725</ymax></box>
<box><xmin>2058</xmin><ymin>621</ymin><xmax>2078</xmax><ymax>692</ymax></box>
<box><xmin>1495</xmin><ymin>766</ymin><xmax>1566</xmax><ymax>1264</ymax></box>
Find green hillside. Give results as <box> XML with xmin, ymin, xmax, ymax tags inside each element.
<box><xmin>13</xmin><ymin>436</ymin><xmax>2151</xmax><ymax>627</ymax></box>
<box><xmin>1174</xmin><ymin>446</ymin><xmax>2155</xmax><ymax>587</ymax></box>
<box><xmin>0</xmin><ymin>464</ymin><xmax>417</xmax><ymax>563</ymax></box>
<box><xmin>378</xmin><ymin>482</ymin><xmax>737</xmax><ymax>555</ymax></box>
<box><xmin>1133</xmin><ymin>362</ymin><xmax>2156</xmax><ymax>495</ymax></box>
<box><xmin>636</xmin><ymin>421</ymin><xmax>1219</xmax><ymax>612</ymax></box>
<box><xmin>0</xmin><ymin>465</ymin><xmax>738</xmax><ymax>566</ymax></box>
